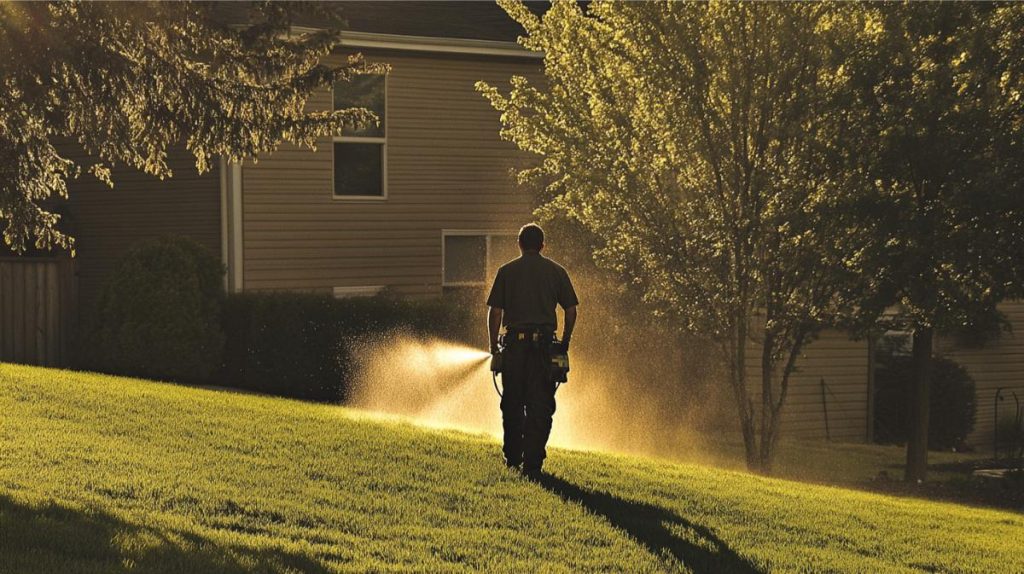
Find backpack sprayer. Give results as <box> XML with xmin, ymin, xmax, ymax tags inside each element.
<box><xmin>489</xmin><ymin>333</ymin><xmax>570</xmax><ymax>398</ymax></box>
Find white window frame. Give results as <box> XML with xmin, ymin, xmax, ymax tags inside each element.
<box><xmin>333</xmin><ymin>285</ymin><xmax>384</xmax><ymax>299</ymax></box>
<box><xmin>332</xmin><ymin>74</ymin><xmax>388</xmax><ymax>201</ymax></box>
<box><xmin>441</xmin><ymin>229</ymin><xmax>518</xmax><ymax>287</ymax></box>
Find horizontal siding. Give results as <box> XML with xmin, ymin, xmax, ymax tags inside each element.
<box><xmin>737</xmin><ymin>329</ymin><xmax>870</xmax><ymax>443</ymax></box>
<box><xmin>64</xmin><ymin>147</ymin><xmax>222</xmax><ymax>309</ymax></box>
<box><xmin>939</xmin><ymin>300</ymin><xmax>1024</xmax><ymax>450</ymax></box>
<box><xmin>778</xmin><ymin>331</ymin><xmax>869</xmax><ymax>442</ymax></box>
<box><xmin>242</xmin><ymin>50</ymin><xmax>540</xmax><ymax>295</ymax></box>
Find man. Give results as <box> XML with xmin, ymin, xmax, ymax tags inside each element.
<box><xmin>486</xmin><ymin>223</ymin><xmax>579</xmax><ymax>478</ymax></box>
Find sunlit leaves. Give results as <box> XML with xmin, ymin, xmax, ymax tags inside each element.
<box><xmin>0</xmin><ymin>2</ymin><xmax>383</xmax><ymax>253</ymax></box>
<box><xmin>844</xmin><ymin>2</ymin><xmax>1024</xmax><ymax>335</ymax></box>
<box><xmin>479</xmin><ymin>0</ymin><xmax>875</xmax><ymax>472</ymax></box>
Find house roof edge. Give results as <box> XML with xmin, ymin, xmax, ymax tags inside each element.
<box><xmin>292</xmin><ymin>26</ymin><xmax>543</xmax><ymax>59</ymax></box>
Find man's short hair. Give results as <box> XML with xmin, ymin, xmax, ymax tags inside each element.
<box><xmin>518</xmin><ymin>223</ymin><xmax>545</xmax><ymax>251</ymax></box>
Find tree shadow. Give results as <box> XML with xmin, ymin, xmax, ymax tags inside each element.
<box><xmin>537</xmin><ymin>474</ymin><xmax>763</xmax><ymax>574</ymax></box>
<box><xmin>0</xmin><ymin>494</ymin><xmax>331</xmax><ymax>574</ymax></box>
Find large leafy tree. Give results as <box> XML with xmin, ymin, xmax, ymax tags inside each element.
<box><xmin>846</xmin><ymin>3</ymin><xmax>1024</xmax><ymax>482</ymax></box>
<box><xmin>479</xmin><ymin>0</ymin><xmax>869</xmax><ymax>473</ymax></box>
<box><xmin>0</xmin><ymin>1</ymin><xmax>382</xmax><ymax>253</ymax></box>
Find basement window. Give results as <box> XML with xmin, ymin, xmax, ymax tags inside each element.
<box><xmin>442</xmin><ymin>231</ymin><xmax>518</xmax><ymax>287</ymax></box>
<box><xmin>333</xmin><ymin>74</ymin><xmax>386</xmax><ymax>199</ymax></box>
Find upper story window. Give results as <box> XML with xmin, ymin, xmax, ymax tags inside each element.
<box><xmin>333</xmin><ymin>74</ymin><xmax>386</xmax><ymax>199</ymax></box>
<box><xmin>443</xmin><ymin>231</ymin><xmax>519</xmax><ymax>287</ymax></box>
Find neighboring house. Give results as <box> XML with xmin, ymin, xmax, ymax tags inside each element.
<box><xmin>750</xmin><ymin>305</ymin><xmax>1024</xmax><ymax>448</ymax></box>
<box><xmin>0</xmin><ymin>2</ymin><xmax>1020</xmax><ymax>451</ymax></box>
<box><xmin>66</xmin><ymin>2</ymin><xmax>543</xmax><ymax>307</ymax></box>
<box><xmin>1</xmin><ymin>2</ymin><xmax>539</xmax><ymax>367</ymax></box>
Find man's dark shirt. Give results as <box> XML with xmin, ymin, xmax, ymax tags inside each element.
<box><xmin>486</xmin><ymin>251</ymin><xmax>579</xmax><ymax>330</ymax></box>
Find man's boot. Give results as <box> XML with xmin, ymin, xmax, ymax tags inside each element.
<box><xmin>522</xmin><ymin>464</ymin><xmax>544</xmax><ymax>481</ymax></box>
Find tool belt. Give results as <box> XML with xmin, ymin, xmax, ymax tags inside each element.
<box><xmin>503</xmin><ymin>326</ymin><xmax>554</xmax><ymax>347</ymax></box>
<box><xmin>492</xmin><ymin>326</ymin><xmax>570</xmax><ymax>389</ymax></box>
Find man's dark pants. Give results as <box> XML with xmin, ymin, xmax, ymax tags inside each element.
<box><xmin>500</xmin><ymin>340</ymin><xmax>556</xmax><ymax>471</ymax></box>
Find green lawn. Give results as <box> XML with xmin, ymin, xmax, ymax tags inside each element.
<box><xmin>1</xmin><ymin>364</ymin><xmax>1021</xmax><ymax>573</ymax></box>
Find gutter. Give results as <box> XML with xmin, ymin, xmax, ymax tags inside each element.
<box><xmin>291</xmin><ymin>26</ymin><xmax>542</xmax><ymax>59</ymax></box>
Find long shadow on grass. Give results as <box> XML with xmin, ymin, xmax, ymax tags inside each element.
<box><xmin>538</xmin><ymin>475</ymin><xmax>762</xmax><ymax>574</ymax></box>
<box><xmin>0</xmin><ymin>494</ymin><xmax>330</xmax><ymax>574</ymax></box>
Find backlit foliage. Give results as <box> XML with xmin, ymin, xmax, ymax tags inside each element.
<box><xmin>0</xmin><ymin>2</ymin><xmax>383</xmax><ymax>253</ymax></box>
<box><xmin>479</xmin><ymin>0</ymin><xmax>871</xmax><ymax>472</ymax></box>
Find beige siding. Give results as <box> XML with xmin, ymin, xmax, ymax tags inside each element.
<box><xmin>780</xmin><ymin>332</ymin><xmax>870</xmax><ymax>442</ymax></box>
<box><xmin>743</xmin><ymin>330</ymin><xmax>871</xmax><ymax>443</ymax></box>
<box><xmin>65</xmin><ymin>148</ymin><xmax>222</xmax><ymax>308</ymax></box>
<box><xmin>241</xmin><ymin>50</ymin><xmax>539</xmax><ymax>297</ymax></box>
<box><xmin>938</xmin><ymin>300</ymin><xmax>1024</xmax><ymax>449</ymax></box>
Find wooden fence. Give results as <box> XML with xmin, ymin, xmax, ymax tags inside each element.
<box><xmin>0</xmin><ymin>257</ymin><xmax>76</xmax><ymax>367</ymax></box>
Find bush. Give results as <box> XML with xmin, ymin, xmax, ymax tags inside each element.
<box><xmin>221</xmin><ymin>291</ymin><xmax>473</xmax><ymax>401</ymax></box>
<box><xmin>84</xmin><ymin>236</ymin><xmax>225</xmax><ymax>382</ymax></box>
<box><xmin>874</xmin><ymin>354</ymin><xmax>977</xmax><ymax>450</ymax></box>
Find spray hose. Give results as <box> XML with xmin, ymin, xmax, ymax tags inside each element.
<box><xmin>492</xmin><ymin>370</ymin><xmax>504</xmax><ymax>398</ymax></box>
<box><xmin>489</xmin><ymin>338</ymin><xmax>568</xmax><ymax>399</ymax></box>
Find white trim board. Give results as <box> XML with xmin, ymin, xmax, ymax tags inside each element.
<box><xmin>219</xmin><ymin>156</ymin><xmax>229</xmax><ymax>292</ymax></box>
<box><xmin>333</xmin><ymin>285</ymin><xmax>385</xmax><ymax>298</ymax></box>
<box><xmin>230</xmin><ymin>162</ymin><xmax>244</xmax><ymax>292</ymax></box>
<box><xmin>291</xmin><ymin>27</ymin><xmax>542</xmax><ymax>59</ymax></box>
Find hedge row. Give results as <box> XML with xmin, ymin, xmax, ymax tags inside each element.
<box><xmin>79</xmin><ymin>237</ymin><xmax>478</xmax><ymax>401</ymax></box>
<box><xmin>220</xmin><ymin>291</ymin><xmax>473</xmax><ymax>401</ymax></box>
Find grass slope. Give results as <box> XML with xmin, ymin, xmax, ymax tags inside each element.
<box><xmin>1</xmin><ymin>364</ymin><xmax>1020</xmax><ymax>574</ymax></box>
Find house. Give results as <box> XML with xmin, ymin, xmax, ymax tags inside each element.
<box><xmin>65</xmin><ymin>2</ymin><xmax>544</xmax><ymax>308</ymax></box>
<box><xmin>0</xmin><ymin>2</ymin><xmax>540</xmax><ymax>370</ymax></box>
<box><xmin>1</xmin><ymin>2</ymin><xmax>1020</xmax><ymax>452</ymax></box>
<box><xmin>750</xmin><ymin>304</ymin><xmax>1024</xmax><ymax>449</ymax></box>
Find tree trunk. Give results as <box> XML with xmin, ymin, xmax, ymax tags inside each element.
<box><xmin>759</xmin><ymin>332</ymin><xmax>775</xmax><ymax>475</ymax></box>
<box><xmin>730</xmin><ymin>315</ymin><xmax>759</xmax><ymax>472</ymax></box>
<box><xmin>757</xmin><ymin>330</ymin><xmax>804</xmax><ymax>475</ymax></box>
<box><xmin>905</xmin><ymin>325</ymin><xmax>933</xmax><ymax>482</ymax></box>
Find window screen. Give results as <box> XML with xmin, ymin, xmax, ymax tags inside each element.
<box><xmin>333</xmin><ymin>74</ymin><xmax>385</xmax><ymax>198</ymax></box>
<box><xmin>334</xmin><ymin>75</ymin><xmax>385</xmax><ymax>137</ymax></box>
<box><xmin>334</xmin><ymin>142</ymin><xmax>383</xmax><ymax>197</ymax></box>
<box><xmin>444</xmin><ymin>235</ymin><xmax>487</xmax><ymax>285</ymax></box>
<box><xmin>488</xmin><ymin>235</ymin><xmax>519</xmax><ymax>276</ymax></box>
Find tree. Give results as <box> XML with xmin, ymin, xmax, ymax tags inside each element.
<box><xmin>0</xmin><ymin>1</ymin><xmax>383</xmax><ymax>253</ymax></box>
<box><xmin>845</xmin><ymin>3</ymin><xmax>1024</xmax><ymax>482</ymax></box>
<box><xmin>479</xmin><ymin>0</ymin><xmax>870</xmax><ymax>473</ymax></box>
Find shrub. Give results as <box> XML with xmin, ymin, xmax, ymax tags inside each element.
<box><xmin>221</xmin><ymin>291</ymin><xmax>473</xmax><ymax>401</ymax></box>
<box><xmin>874</xmin><ymin>354</ymin><xmax>977</xmax><ymax>450</ymax></box>
<box><xmin>84</xmin><ymin>236</ymin><xmax>225</xmax><ymax>382</ymax></box>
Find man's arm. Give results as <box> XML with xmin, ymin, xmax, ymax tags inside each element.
<box><xmin>562</xmin><ymin>305</ymin><xmax>577</xmax><ymax>348</ymax></box>
<box><xmin>488</xmin><ymin>306</ymin><xmax>503</xmax><ymax>353</ymax></box>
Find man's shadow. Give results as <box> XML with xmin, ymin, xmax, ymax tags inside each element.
<box><xmin>537</xmin><ymin>474</ymin><xmax>763</xmax><ymax>574</ymax></box>
<box><xmin>0</xmin><ymin>494</ymin><xmax>330</xmax><ymax>573</ymax></box>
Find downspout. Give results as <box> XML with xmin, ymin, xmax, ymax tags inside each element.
<box><xmin>231</xmin><ymin>162</ymin><xmax>243</xmax><ymax>292</ymax></box>
<box><xmin>219</xmin><ymin>156</ymin><xmax>229</xmax><ymax>292</ymax></box>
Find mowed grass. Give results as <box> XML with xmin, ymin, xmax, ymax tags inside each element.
<box><xmin>671</xmin><ymin>434</ymin><xmax>988</xmax><ymax>488</ymax></box>
<box><xmin>1</xmin><ymin>364</ymin><xmax>1021</xmax><ymax>573</ymax></box>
